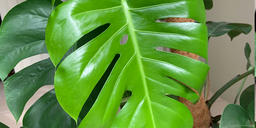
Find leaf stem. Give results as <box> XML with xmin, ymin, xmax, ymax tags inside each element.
<box><xmin>233</xmin><ymin>75</ymin><xmax>248</xmax><ymax>104</ymax></box>
<box><xmin>207</xmin><ymin>67</ymin><xmax>254</xmax><ymax>108</ymax></box>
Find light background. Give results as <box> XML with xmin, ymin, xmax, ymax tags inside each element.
<box><xmin>206</xmin><ymin>0</ymin><xmax>255</xmax><ymax>115</ymax></box>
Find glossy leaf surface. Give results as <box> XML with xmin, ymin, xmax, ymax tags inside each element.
<box><xmin>46</xmin><ymin>0</ymin><xmax>209</xmax><ymax>127</ymax></box>
<box><xmin>23</xmin><ymin>90</ymin><xmax>77</xmax><ymax>128</ymax></box>
<box><xmin>0</xmin><ymin>0</ymin><xmax>52</xmax><ymax>80</ymax></box>
<box><xmin>207</xmin><ymin>21</ymin><xmax>252</xmax><ymax>40</ymax></box>
<box><xmin>4</xmin><ymin>59</ymin><xmax>55</xmax><ymax>121</ymax></box>
<box><xmin>220</xmin><ymin>104</ymin><xmax>254</xmax><ymax>128</ymax></box>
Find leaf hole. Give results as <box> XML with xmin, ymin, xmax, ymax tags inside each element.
<box><xmin>120</xmin><ymin>35</ymin><xmax>128</xmax><ymax>45</ymax></box>
<box><xmin>120</xmin><ymin>90</ymin><xmax>132</xmax><ymax>109</ymax></box>
<box><xmin>156</xmin><ymin>18</ymin><xmax>198</xmax><ymax>23</ymax></box>
<box><xmin>56</xmin><ymin>23</ymin><xmax>111</xmax><ymax>68</ymax></box>
<box><xmin>166</xmin><ymin>94</ymin><xmax>179</xmax><ymax>101</ymax></box>
<box><xmin>77</xmin><ymin>54</ymin><xmax>120</xmax><ymax>124</ymax></box>
<box><xmin>167</xmin><ymin>76</ymin><xmax>198</xmax><ymax>95</ymax></box>
<box><xmin>156</xmin><ymin>47</ymin><xmax>202</xmax><ymax>61</ymax></box>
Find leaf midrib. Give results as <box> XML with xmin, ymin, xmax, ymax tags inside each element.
<box><xmin>121</xmin><ymin>0</ymin><xmax>156</xmax><ymax>127</ymax></box>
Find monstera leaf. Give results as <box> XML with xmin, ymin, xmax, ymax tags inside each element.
<box><xmin>4</xmin><ymin>59</ymin><xmax>54</xmax><ymax>121</ymax></box>
<box><xmin>46</xmin><ymin>0</ymin><xmax>209</xmax><ymax>127</ymax></box>
<box><xmin>0</xmin><ymin>0</ymin><xmax>76</xmax><ymax>127</ymax></box>
<box><xmin>0</xmin><ymin>0</ymin><xmax>52</xmax><ymax>119</ymax></box>
<box><xmin>0</xmin><ymin>0</ymin><xmax>52</xmax><ymax>80</ymax></box>
<box><xmin>23</xmin><ymin>89</ymin><xmax>77</xmax><ymax>128</ymax></box>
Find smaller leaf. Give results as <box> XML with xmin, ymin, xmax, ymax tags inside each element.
<box><xmin>203</xmin><ymin>0</ymin><xmax>213</xmax><ymax>10</ymax></box>
<box><xmin>207</xmin><ymin>22</ymin><xmax>252</xmax><ymax>40</ymax></box>
<box><xmin>240</xmin><ymin>85</ymin><xmax>254</xmax><ymax>121</ymax></box>
<box><xmin>244</xmin><ymin>43</ymin><xmax>251</xmax><ymax>69</ymax></box>
<box><xmin>23</xmin><ymin>90</ymin><xmax>77</xmax><ymax>128</ymax></box>
<box><xmin>0</xmin><ymin>122</ymin><xmax>9</xmax><ymax>128</ymax></box>
<box><xmin>220</xmin><ymin>104</ymin><xmax>254</xmax><ymax>128</ymax></box>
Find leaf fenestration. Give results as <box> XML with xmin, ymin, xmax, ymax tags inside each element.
<box><xmin>46</xmin><ymin>0</ymin><xmax>209</xmax><ymax>127</ymax></box>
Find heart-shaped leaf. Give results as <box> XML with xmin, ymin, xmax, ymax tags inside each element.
<box><xmin>46</xmin><ymin>0</ymin><xmax>209</xmax><ymax>127</ymax></box>
<box><xmin>220</xmin><ymin>104</ymin><xmax>254</xmax><ymax>128</ymax></box>
<box><xmin>240</xmin><ymin>85</ymin><xmax>254</xmax><ymax>121</ymax></box>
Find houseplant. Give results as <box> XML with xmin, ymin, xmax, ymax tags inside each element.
<box><xmin>0</xmin><ymin>0</ymin><xmax>253</xmax><ymax>127</ymax></box>
<box><xmin>209</xmin><ymin>43</ymin><xmax>254</xmax><ymax>128</ymax></box>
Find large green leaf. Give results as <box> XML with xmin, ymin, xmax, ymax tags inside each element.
<box><xmin>240</xmin><ymin>85</ymin><xmax>254</xmax><ymax>121</ymax></box>
<box><xmin>23</xmin><ymin>89</ymin><xmax>77</xmax><ymax>128</ymax></box>
<box><xmin>207</xmin><ymin>21</ymin><xmax>252</xmax><ymax>40</ymax></box>
<box><xmin>220</xmin><ymin>104</ymin><xmax>254</xmax><ymax>128</ymax></box>
<box><xmin>4</xmin><ymin>59</ymin><xmax>55</xmax><ymax>121</ymax></box>
<box><xmin>46</xmin><ymin>0</ymin><xmax>209</xmax><ymax>127</ymax></box>
<box><xmin>0</xmin><ymin>0</ymin><xmax>53</xmax><ymax>80</ymax></box>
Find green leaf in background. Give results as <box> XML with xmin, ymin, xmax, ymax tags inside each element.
<box><xmin>0</xmin><ymin>0</ymin><xmax>53</xmax><ymax>80</ymax></box>
<box><xmin>220</xmin><ymin>104</ymin><xmax>254</xmax><ymax>128</ymax></box>
<box><xmin>0</xmin><ymin>0</ymin><xmax>75</xmax><ymax>127</ymax></box>
<box><xmin>244</xmin><ymin>43</ymin><xmax>252</xmax><ymax>69</ymax></box>
<box><xmin>0</xmin><ymin>122</ymin><xmax>9</xmax><ymax>128</ymax></box>
<box><xmin>244</xmin><ymin>43</ymin><xmax>251</xmax><ymax>60</ymax></box>
<box><xmin>207</xmin><ymin>21</ymin><xmax>252</xmax><ymax>40</ymax></box>
<box><xmin>23</xmin><ymin>90</ymin><xmax>77</xmax><ymax>128</ymax></box>
<box><xmin>240</xmin><ymin>85</ymin><xmax>255</xmax><ymax>121</ymax></box>
<box><xmin>4</xmin><ymin>59</ymin><xmax>55</xmax><ymax>121</ymax></box>
<box><xmin>203</xmin><ymin>0</ymin><xmax>213</xmax><ymax>10</ymax></box>
<box><xmin>46</xmin><ymin>0</ymin><xmax>209</xmax><ymax>127</ymax></box>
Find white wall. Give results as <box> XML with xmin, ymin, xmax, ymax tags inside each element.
<box><xmin>0</xmin><ymin>0</ymin><xmax>23</xmax><ymax>17</ymax></box>
<box><xmin>207</xmin><ymin>0</ymin><xmax>255</xmax><ymax>105</ymax></box>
